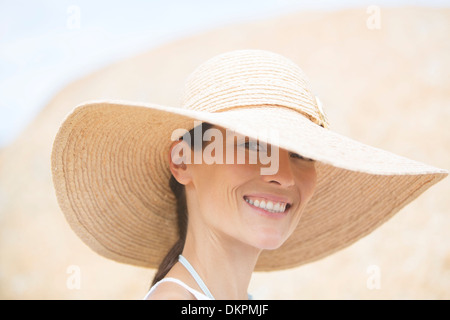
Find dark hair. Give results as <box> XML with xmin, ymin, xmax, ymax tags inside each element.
<box><xmin>151</xmin><ymin>122</ymin><xmax>215</xmax><ymax>286</ymax></box>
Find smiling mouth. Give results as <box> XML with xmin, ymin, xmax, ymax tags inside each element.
<box><xmin>243</xmin><ymin>196</ymin><xmax>292</xmax><ymax>214</ymax></box>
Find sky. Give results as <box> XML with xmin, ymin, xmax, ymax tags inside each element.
<box><xmin>1</xmin><ymin>0</ymin><xmax>449</xmax><ymax>148</ymax></box>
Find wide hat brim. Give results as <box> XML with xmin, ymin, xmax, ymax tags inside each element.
<box><xmin>51</xmin><ymin>99</ymin><xmax>447</xmax><ymax>271</ymax></box>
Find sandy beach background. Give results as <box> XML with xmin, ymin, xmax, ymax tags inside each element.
<box><xmin>0</xmin><ymin>5</ymin><xmax>449</xmax><ymax>299</ymax></box>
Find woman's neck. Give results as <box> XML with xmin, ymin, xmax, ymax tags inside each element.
<box><xmin>179</xmin><ymin>226</ymin><xmax>261</xmax><ymax>300</ymax></box>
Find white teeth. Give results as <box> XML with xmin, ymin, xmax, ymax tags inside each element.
<box><xmin>259</xmin><ymin>200</ymin><xmax>266</xmax><ymax>209</ymax></box>
<box><xmin>244</xmin><ymin>197</ymin><xmax>288</xmax><ymax>213</ymax></box>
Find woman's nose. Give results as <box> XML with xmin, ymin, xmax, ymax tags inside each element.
<box><xmin>261</xmin><ymin>149</ymin><xmax>295</xmax><ymax>187</ymax></box>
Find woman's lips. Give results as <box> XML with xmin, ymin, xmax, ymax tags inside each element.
<box><xmin>243</xmin><ymin>196</ymin><xmax>291</xmax><ymax>218</ymax></box>
<box><xmin>244</xmin><ymin>193</ymin><xmax>292</xmax><ymax>205</ymax></box>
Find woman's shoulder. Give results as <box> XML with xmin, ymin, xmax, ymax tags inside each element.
<box><xmin>145</xmin><ymin>278</ymin><xmax>197</xmax><ymax>300</ymax></box>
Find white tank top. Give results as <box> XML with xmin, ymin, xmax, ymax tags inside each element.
<box><xmin>144</xmin><ymin>277</ymin><xmax>213</xmax><ymax>300</ymax></box>
<box><xmin>143</xmin><ymin>256</ymin><xmax>252</xmax><ymax>300</ymax></box>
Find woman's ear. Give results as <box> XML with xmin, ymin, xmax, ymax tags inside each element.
<box><xmin>168</xmin><ymin>140</ymin><xmax>192</xmax><ymax>185</ymax></box>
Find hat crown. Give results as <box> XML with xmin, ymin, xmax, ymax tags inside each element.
<box><xmin>181</xmin><ymin>49</ymin><xmax>329</xmax><ymax>128</ymax></box>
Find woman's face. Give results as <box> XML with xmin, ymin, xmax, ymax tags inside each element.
<box><xmin>171</xmin><ymin>125</ymin><xmax>317</xmax><ymax>251</ymax></box>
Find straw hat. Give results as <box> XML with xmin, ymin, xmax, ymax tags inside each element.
<box><xmin>51</xmin><ymin>49</ymin><xmax>447</xmax><ymax>271</ymax></box>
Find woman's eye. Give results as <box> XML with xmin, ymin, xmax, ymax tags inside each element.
<box><xmin>242</xmin><ymin>141</ymin><xmax>265</xmax><ymax>152</ymax></box>
<box><xmin>290</xmin><ymin>153</ymin><xmax>314</xmax><ymax>162</ymax></box>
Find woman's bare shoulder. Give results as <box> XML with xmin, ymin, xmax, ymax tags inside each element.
<box><xmin>145</xmin><ymin>280</ymin><xmax>196</xmax><ymax>300</ymax></box>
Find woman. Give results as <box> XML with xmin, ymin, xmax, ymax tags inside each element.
<box><xmin>51</xmin><ymin>49</ymin><xmax>447</xmax><ymax>300</ymax></box>
<box><xmin>147</xmin><ymin>123</ymin><xmax>317</xmax><ymax>299</ymax></box>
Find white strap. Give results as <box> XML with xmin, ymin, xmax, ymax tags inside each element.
<box><xmin>144</xmin><ymin>277</ymin><xmax>212</xmax><ymax>300</ymax></box>
<box><xmin>178</xmin><ymin>255</ymin><xmax>215</xmax><ymax>299</ymax></box>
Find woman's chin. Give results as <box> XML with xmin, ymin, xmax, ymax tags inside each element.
<box><xmin>249</xmin><ymin>230</ymin><xmax>288</xmax><ymax>250</ymax></box>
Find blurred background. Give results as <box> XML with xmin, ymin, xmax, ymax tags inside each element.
<box><xmin>0</xmin><ymin>0</ymin><xmax>449</xmax><ymax>299</ymax></box>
